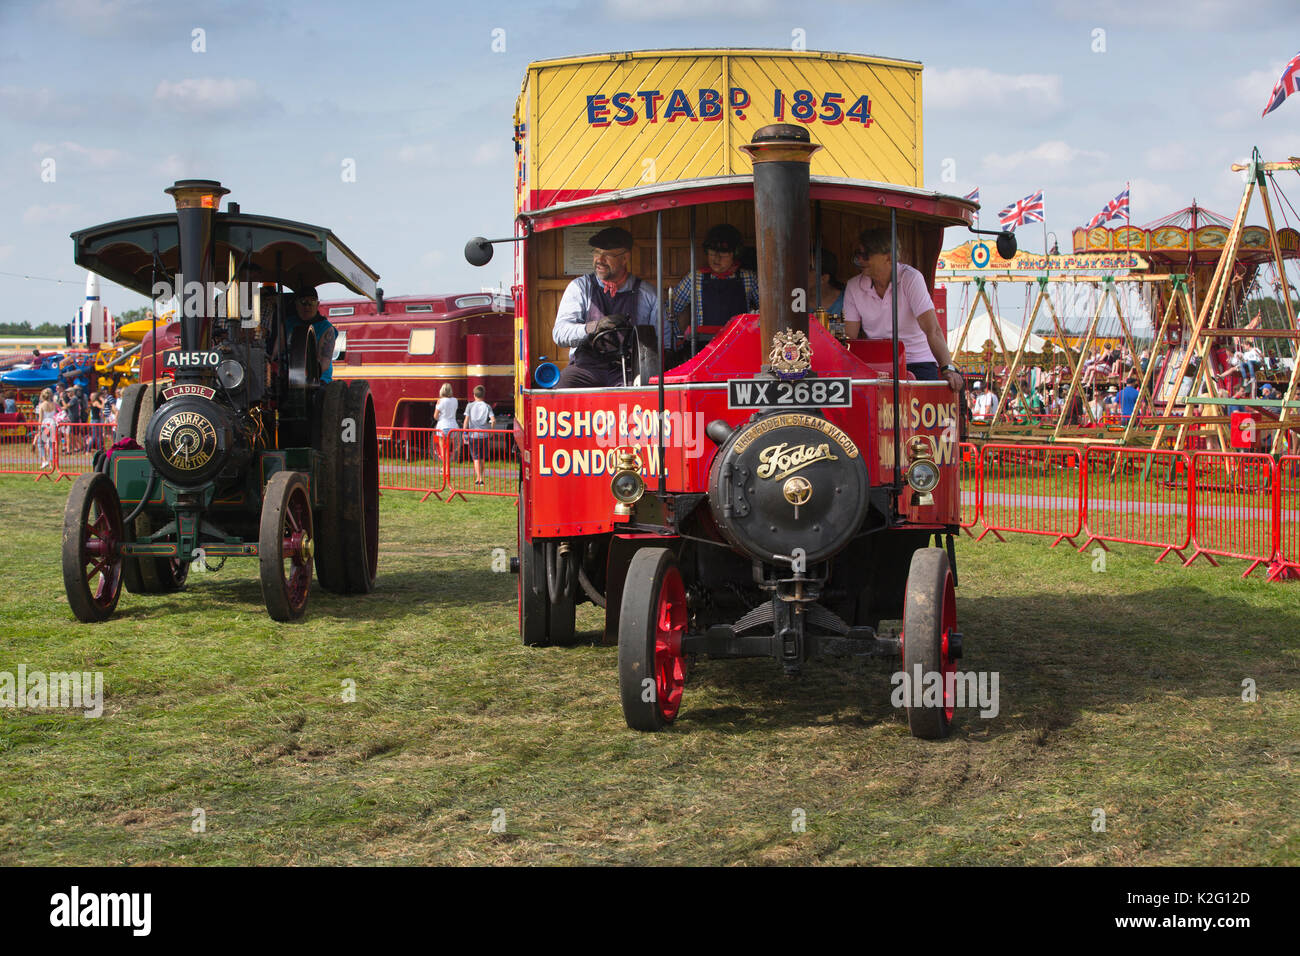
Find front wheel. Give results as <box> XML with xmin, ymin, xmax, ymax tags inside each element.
<box><xmin>259</xmin><ymin>471</ymin><xmax>314</xmax><ymax>622</ymax></box>
<box><xmin>617</xmin><ymin>548</ymin><xmax>687</xmax><ymax>731</ymax></box>
<box><xmin>901</xmin><ymin>548</ymin><xmax>959</xmax><ymax>740</ymax></box>
<box><xmin>62</xmin><ymin>472</ymin><xmax>124</xmax><ymax>622</ymax></box>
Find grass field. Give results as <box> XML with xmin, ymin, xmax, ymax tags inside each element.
<box><xmin>1</xmin><ymin>475</ymin><xmax>1296</xmax><ymax>865</ymax></box>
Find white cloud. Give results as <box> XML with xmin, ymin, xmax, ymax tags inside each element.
<box><xmin>31</xmin><ymin>140</ymin><xmax>126</xmax><ymax>168</ymax></box>
<box><xmin>419</xmin><ymin>250</ymin><xmax>445</xmax><ymax>271</ymax></box>
<box><xmin>153</xmin><ymin>154</ymin><xmax>188</xmax><ymax>178</ymax></box>
<box><xmin>1143</xmin><ymin>144</ymin><xmax>1195</xmax><ymax>173</ymax></box>
<box><xmin>50</xmin><ymin>0</ymin><xmax>142</xmax><ymax>31</ymax></box>
<box><xmin>153</xmin><ymin>77</ymin><xmax>272</xmax><ymax>115</ymax></box>
<box><xmin>0</xmin><ymin>85</ymin><xmax>82</xmax><ymax>122</ymax></box>
<box><xmin>0</xmin><ymin>245</ymin><xmax>14</xmax><ymax>263</ymax></box>
<box><xmin>471</xmin><ymin>141</ymin><xmax>505</xmax><ymax>165</ymax></box>
<box><xmin>1052</xmin><ymin>0</ymin><xmax>1295</xmax><ymax>28</ymax></box>
<box><xmin>396</xmin><ymin>143</ymin><xmax>440</xmax><ymax>165</ymax></box>
<box><xmin>981</xmin><ymin>140</ymin><xmax>1107</xmax><ymax>173</ymax></box>
<box><xmin>926</xmin><ymin>68</ymin><xmax>1063</xmax><ymax>113</ymax></box>
<box><xmin>602</xmin><ymin>0</ymin><xmax>779</xmax><ymax>19</ymax></box>
<box><xmin>23</xmin><ymin>203</ymin><xmax>81</xmax><ymax>226</ymax></box>
<box><xmin>1125</xmin><ymin>178</ymin><xmax>1186</xmax><ymax>222</ymax></box>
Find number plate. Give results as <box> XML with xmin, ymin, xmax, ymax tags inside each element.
<box><xmin>164</xmin><ymin>350</ymin><xmax>220</xmax><ymax>369</ymax></box>
<box><xmin>727</xmin><ymin>377</ymin><xmax>852</xmax><ymax>409</ymax></box>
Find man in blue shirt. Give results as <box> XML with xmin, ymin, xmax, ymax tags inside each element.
<box><xmin>552</xmin><ymin>227</ymin><xmax>660</xmax><ymax>388</ymax></box>
<box><xmin>1119</xmin><ymin>376</ymin><xmax>1141</xmax><ymax>418</ymax></box>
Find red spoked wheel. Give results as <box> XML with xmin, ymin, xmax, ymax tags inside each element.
<box><xmin>901</xmin><ymin>547</ymin><xmax>959</xmax><ymax>739</ymax></box>
<box><xmin>259</xmin><ymin>470</ymin><xmax>314</xmax><ymax>622</ymax></box>
<box><xmin>618</xmin><ymin>547</ymin><xmax>687</xmax><ymax>731</ymax></box>
<box><xmin>62</xmin><ymin>472</ymin><xmax>125</xmax><ymax>622</ymax></box>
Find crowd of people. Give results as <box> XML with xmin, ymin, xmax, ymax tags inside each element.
<box><xmin>9</xmin><ymin>382</ymin><xmax>121</xmax><ymax>469</ymax></box>
<box><xmin>964</xmin><ymin>329</ymin><xmax>1291</xmax><ymax>430</ymax></box>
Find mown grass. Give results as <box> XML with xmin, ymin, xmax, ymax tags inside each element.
<box><xmin>0</xmin><ymin>475</ymin><xmax>1296</xmax><ymax>865</ymax></box>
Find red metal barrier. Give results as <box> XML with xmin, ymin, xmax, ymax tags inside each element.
<box><xmin>1079</xmin><ymin>447</ymin><xmax>1193</xmax><ymax>562</ymax></box>
<box><xmin>377</xmin><ymin>427</ymin><xmax>449</xmax><ymax>501</ymax></box>
<box><xmin>443</xmin><ymin>428</ymin><xmax>520</xmax><ymax>501</ymax></box>
<box><xmin>54</xmin><ymin>423</ymin><xmax>114</xmax><ymax>479</ymax></box>
<box><xmin>1185</xmin><ymin>452</ymin><xmax>1277</xmax><ymax>577</ymax></box>
<box><xmin>1270</xmin><ymin>455</ymin><xmax>1300</xmax><ymax>581</ymax></box>
<box><xmin>958</xmin><ymin>441</ymin><xmax>981</xmax><ymax>536</ymax></box>
<box><xmin>0</xmin><ymin>421</ymin><xmax>53</xmax><ymax>479</ymax></box>
<box><xmin>978</xmin><ymin>443</ymin><xmax>1084</xmax><ymax>547</ymax></box>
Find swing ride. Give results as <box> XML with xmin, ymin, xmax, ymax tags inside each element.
<box><xmin>939</xmin><ymin>151</ymin><xmax>1300</xmax><ymax>454</ymax></box>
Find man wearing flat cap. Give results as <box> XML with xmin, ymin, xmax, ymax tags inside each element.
<box><xmin>552</xmin><ymin>225</ymin><xmax>660</xmax><ymax>387</ymax></box>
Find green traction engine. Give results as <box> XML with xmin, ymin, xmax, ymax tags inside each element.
<box><xmin>61</xmin><ymin>180</ymin><xmax>380</xmax><ymax>622</ymax></box>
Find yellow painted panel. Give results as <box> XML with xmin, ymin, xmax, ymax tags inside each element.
<box><xmin>519</xmin><ymin>50</ymin><xmax>922</xmax><ymax>210</ymax></box>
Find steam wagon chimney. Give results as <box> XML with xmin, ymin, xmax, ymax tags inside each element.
<box><xmin>740</xmin><ymin>125</ymin><xmax>820</xmax><ymax>364</ymax></box>
<box><xmin>164</xmin><ymin>179</ymin><xmax>229</xmax><ymax>379</ymax></box>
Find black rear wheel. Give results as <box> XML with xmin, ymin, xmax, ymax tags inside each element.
<box><xmin>313</xmin><ymin>381</ymin><xmax>349</xmax><ymax>592</ymax></box>
<box><xmin>339</xmin><ymin>381</ymin><xmax>379</xmax><ymax>593</ymax></box>
<box><xmin>517</xmin><ymin>495</ymin><xmax>576</xmax><ymax>646</ymax></box>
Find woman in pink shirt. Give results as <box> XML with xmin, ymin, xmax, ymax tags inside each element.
<box><xmin>842</xmin><ymin>228</ymin><xmax>963</xmax><ymax>392</ymax></box>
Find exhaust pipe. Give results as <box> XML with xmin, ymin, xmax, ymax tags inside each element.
<box><xmin>163</xmin><ymin>179</ymin><xmax>229</xmax><ymax>381</ymax></box>
<box><xmin>740</xmin><ymin>125</ymin><xmax>820</xmax><ymax>365</ymax></box>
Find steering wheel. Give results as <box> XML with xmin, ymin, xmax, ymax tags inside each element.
<box><xmin>588</xmin><ymin>324</ymin><xmax>636</xmax><ymax>358</ymax></box>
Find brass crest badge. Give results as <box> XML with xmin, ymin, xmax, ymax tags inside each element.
<box><xmin>768</xmin><ymin>328</ymin><xmax>812</xmax><ymax>380</ymax></box>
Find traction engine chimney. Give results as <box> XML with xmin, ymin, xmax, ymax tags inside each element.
<box><xmin>740</xmin><ymin>125</ymin><xmax>820</xmax><ymax>364</ymax></box>
<box><xmin>164</xmin><ymin>179</ymin><xmax>229</xmax><ymax>382</ymax></box>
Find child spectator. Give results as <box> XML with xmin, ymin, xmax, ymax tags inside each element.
<box><xmin>463</xmin><ymin>385</ymin><xmax>495</xmax><ymax>487</ymax></box>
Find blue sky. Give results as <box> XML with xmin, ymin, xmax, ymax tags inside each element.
<box><xmin>2</xmin><ymin>0</ymin><xmax>1298</xmax><ymax>326</ymax></box>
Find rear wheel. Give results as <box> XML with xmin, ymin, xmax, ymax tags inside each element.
<box><xmin>517</xmin><ymin>495</ymin><xmax>576</xmax><ymax>646</ymax></box>
<box><xmin>901</xmin><ymin>548</ymin><xmax>959</xmax><ymax>740</ymax></box>
<box><xmin>618</xmin><ymin>548</ymin><xmax>687</xmax><ymax>731</ymax></box>
<box><xmin>313</xmin><ymin>381</ymin><xmax>349</xmax><ymax>592</ymax></box>
<box><xmin>339</xmin><ymin>381</ymin><xmax>379</xmax><ymax>593</ymax></box>
<box><xmin>259</xmin><ymin>470</ymin><xmax>313</xmax><ymax>622</ymax></box>
<box><xmin>62</xmin><ymin>472</ymin><xmax>124</xmax><ymax>622</ymax></box>
<box><xmin>314</xmin><ymin>381</ymin><xmax>379</xmax><ymax>593</ymax></box>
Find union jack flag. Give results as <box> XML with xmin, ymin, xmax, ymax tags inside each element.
<box><xmin>963</xmin><ymin>187</ymin><xmax>980</xmax><ymax>203</ymax></box>
<box><xmin>1087</xmin><ymin>187</ymin><xmax>1130</xmax><ymax>229</ymax></box>
<box><xmin>1262</xmin><ymin>51</ymin><xmax>1300</xmax><ymax>117</ymax></box>
<box><xmin>998</xmin><ymin>190</ymin><xmax>1044</xmax><ymax>229</ymax></box>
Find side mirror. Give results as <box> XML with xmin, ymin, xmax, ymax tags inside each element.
<box><xmin>996</xmin><ymin>231</ymin><xmax>1017</xmax><ymax>260</ymax></box>
<box><xmin>464</xmin><ymin>237</ymin><xmax>494</xmax><ymax>267</ymax></box>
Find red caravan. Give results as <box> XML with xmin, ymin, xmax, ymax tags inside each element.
<box><xmin>318</xmin><ymin>293</ymin><xmax>513</xmax><ymax>430</ymax></box>
<box><xmin>140</xmin><ymin>293</ymin><xmax>514</xmax><ymax>431</ymax></box>
<box><xmin>470</xmin><ymin>50</ymin><xmax>999</xmax><ymax>735</ymax></box>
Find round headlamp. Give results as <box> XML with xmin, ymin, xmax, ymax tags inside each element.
<box><xmin>905</xmin><ymin>458</ymin><xmax>941</xmax><ymax>494</ymax></box>
<box><xmin>611</xmin><ymin>470</ymin><xmax>645</xmax><ymax>504</ymax></box>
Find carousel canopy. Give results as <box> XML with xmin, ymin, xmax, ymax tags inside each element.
<box><xmin>951</xmin><ymin>311</ymin><xmax>1046</xmax><ymax>354</ymax></box>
